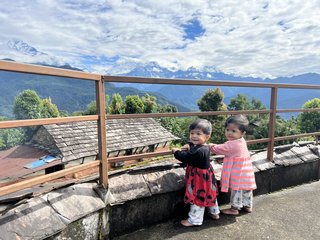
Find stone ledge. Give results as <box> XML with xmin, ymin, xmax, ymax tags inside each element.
<box><xmin>0</xmin><ymin>142</ymin><xmax>319</xmax><ymax>239</ymax></box>
<box><xmin>108</xmin><ymin>143</ymin><xmax>320</xmax><ymax>237</ymax></box>
<box><xmin>0</xmin><ymin>183</ymin><xmax>105</xmax><ymax>240</ymax></box>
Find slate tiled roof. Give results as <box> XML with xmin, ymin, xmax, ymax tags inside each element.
<box><xmin>30</xmin><ymin>118</ymin><xmax>179</xmax><ymax>162</ymax></box>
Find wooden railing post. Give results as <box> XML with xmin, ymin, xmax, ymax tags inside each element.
<box><xmin>267</xmin><ymin>87</ymin><xmax>278</xmax><ymax>161</ymax></box>
<box><xmin>96</xmin><ymin>77</ymin><xmax>108</xmax><ymax>187</ymax></box>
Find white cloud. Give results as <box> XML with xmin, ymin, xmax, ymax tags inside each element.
<box><xmin>0</xmin><ymin>0</ymin><xmax>319</xmax><ymax>78</ymax></box>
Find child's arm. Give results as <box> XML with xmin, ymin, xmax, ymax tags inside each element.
<box><xmin>172</xmin><ymin>148</ymin><xmax>180</xmax><ymax>153</ymax></box>
<box><xmin>209</xmin><ymin>142</ymin><xmax>231</xmax><ymax>155</ymax></box>
<box><xmin>172</xmin><ymin>142</ymin><xmax>192</xmax><ymax>154</ymax></box>
<box><xmin>173</xmin><ymin>146</ymin><xmax>205</xmax><ymax>168</ymax></box>
<box><xmin>180</xmin><ymin>144</ymin><xmax>190</xmax><ymax>151</ymax></box>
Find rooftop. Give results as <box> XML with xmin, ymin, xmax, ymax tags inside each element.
<box><xmin>30</xmin><ymin>118</ymin><xmax>179</xmax><ymax>162</ymax></box>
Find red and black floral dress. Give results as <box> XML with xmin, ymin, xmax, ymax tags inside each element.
<box><xmin>174</xmin><ymin>143</ymin><xmax>218</xmax><ymax>207</ymax></box>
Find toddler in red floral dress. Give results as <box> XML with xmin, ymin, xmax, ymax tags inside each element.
<box><xmin>172</xmin><ymin>119</ymin><xmax>219</xmax><ymax>227</ymax></box>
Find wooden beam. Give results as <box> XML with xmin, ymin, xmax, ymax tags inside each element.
<box><xmin>0</xmin><ymin>60</ymin><xmax>101</xmax><ymax>81</ymax></box>
<box><xmin>103</xmin><ymin>75</ymin><xmax>320</xmax><ymax>89</ymax></box>
<box><xmin>267</xmin><ymin>87</ymin><xmax>278</xmax><ymax>161</ymax></box>
<box><xmin>108</xmin><ymin>150</ymin><xmax>173</xmax><ymax>163</ymax></box>
<box><xmin>277</xmin><ymin>108</ymin><xmax>320</xmax><ymax>113</ymax></box>
<box><xmin>106</xmin><ymin>109</ymin><xmax>271</xmax><ymax>119</ymax></box>
<box><xmin>274</xmin><ymin>132</ymin><xmax>320</xmax><ymax>141</ymax></box>
<box><xmin>0</xmin><ymin>115</ymin><xmax>99</xmax><ymax>129</ymax></box>
<box><xmin>96</xmin><ymin>78</ymin><xmax>108</xmax><ymax>188</ymax></box>
<box><xmin>0</xmin><ymin>161</ymin><xmax>99</xmax><ymax>196</ymax></box>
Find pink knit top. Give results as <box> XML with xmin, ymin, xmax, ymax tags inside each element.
<box><xmin>210</xmin><ymin>137</ymin><xmax>256</xmax><ymax>192</ymax></box>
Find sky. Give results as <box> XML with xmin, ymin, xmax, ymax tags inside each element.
<box><xmin>0</xmin><ymin>0</ymin><xmax>319</xmax><ymax>78</ymax></box>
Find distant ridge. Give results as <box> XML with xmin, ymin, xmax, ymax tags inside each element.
<box><xmin>118</xmin><ymin>63</ymin><xmax>320</xmax><ymax>112</ymax></box>
<box><xmin>1</xmin><ymin>60</ymin><xmax>319</xmax><ymax>118</ymax></box>
<box><xmin>0</xmin><ymin>62</ymin><xmax>190</xmax><ymax>118</ymax></box>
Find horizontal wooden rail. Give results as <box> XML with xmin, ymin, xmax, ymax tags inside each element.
<box><xmin>108</xmin><ymin>150</ymin><xmax>173</xmax><ymax>163</ymax></box>
<box><xmin>103</xmin><ymin>75</ymin><xmax>320</xmax><ymax>89</ymax></box>
<box><xmin>2</xmin><ymin>108</ymin><xmax>318</xmax><ymax>129</ymax></box>
<box><xmin>107</xmin><ymin>132</ymin><xmax>320</xmax><ymax>163</ymax></box>
<box><xmin>108</xmin><ymin>139</ymin><xmax>273</xmax><ymax>163</ymax></box>
<box><xmin>276</xmin><ymin>108</ymin><xmax>320</xmax><ymax>113</ymax></box>
<box><xmin>106</xmin><ymin>108</ymin><xmax>320</xmax><ymax>120</ymax></box>
<box><xmin>0</xmin><ymin>160</ymin><xmax>100</xmax><ymax>196</ymax></box>
<box><xmin>247</xmin><ymin>138</ymin><xmax>270</xmax><ymax>144</ymax></box>
<box><xmin>0</xmin><ymin>60</ymin><xmax>101</xmax><ymax>81</ymax></box>
<box><xmin>107</xmin><ymin>110</ymin><xmax>271</xmax><ymax>119</ymax></box>
<box><xmin>274</xmin><ymin>132</ymin><xmax>320</xmax><ymax>141</ymax></box>
<box><xmin>0</xmin><ymin>115</ymin><xmax>99</xmax><ymax>129</ymax></box>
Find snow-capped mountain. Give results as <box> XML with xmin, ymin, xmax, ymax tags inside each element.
<box><xmin>7</xmin><ymin>39</ymin><xmax>45</xmax><ymax>56</ymax></box>
<box><xmin>1</xmin><ymin>47</ymin><xmax>319</xmax><ymax>116</ymax></box>
<box><xmin>113</xmin><ymin>63</ymin><xmax>320</xmax><ymax>113</ymax></box>
<box><xmin>1</xmin><ymin>39</ymin><xmax>66</xmax><ymax>67</ymax></box>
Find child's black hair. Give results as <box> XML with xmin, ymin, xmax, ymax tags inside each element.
<box><xmin>225</xmin><ymin>115</ymin><xmax>250</xmax><ymax>133</ymax></box>
<box><xmin>189</xmin><ymin>119</ymin><xmax>212</xmax><ymax>135</ymax></box>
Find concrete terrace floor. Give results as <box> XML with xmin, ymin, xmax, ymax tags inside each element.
<box><xmin>114</xmin><ymin>180</ymin><xmax>320</xmax><ymax>240</ymax></box>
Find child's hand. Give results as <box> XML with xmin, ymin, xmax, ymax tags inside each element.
<box><xmin>180</xmin><ymin>144</ymin><xmax>190</xmax><ymax>151</ymax></box>
<box><xmin>172</xmin><ymin>148</ymin><xmax>180</xmax><ymax>153</ymax></box>
<box><xmin>208</xmin><ymin>143</ymin><xmax>216</xmax><ymax>148</ymax></box>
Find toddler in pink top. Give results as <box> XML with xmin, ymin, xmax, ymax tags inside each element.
<box><xmin>210</xmin><ymin>115</ymin><xmax>256</xmax><ymax>215</ymax></box>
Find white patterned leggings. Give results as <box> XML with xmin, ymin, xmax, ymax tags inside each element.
<box><xmin>187</xmin><ymin>199</ymin><xmax>220</xmax><ymax>225</ymax></box>
<box><xmin>230</xmin><ymin>189</ymin><xmax>253</xmax><ymax>209</ymax></box>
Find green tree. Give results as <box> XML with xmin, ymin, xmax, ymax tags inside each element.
<box><xmin>142</xmin><ymin>94</ymin><xmax>157</xmax><ymax>113</ymax></box>
<box><xmin>228</xmin><ymin>94</ymin><xmax>251</xmax><ymax>110</ymax></box>
<box><xmin>251</xmin><ymin>116</ymin><xmax>300</xmax><ymax>150</ymax></box>
<box><xmin>13</xmin><ymin>90</ymin><xmax>60</xmax><ymax>119</ymax></box>
<box><xmin>157</xmin><ymin>104</ymin><xmax>178</xmax><ymax>113</ymax></box>
<box><xmin>82</xmin><ymin>95</ymin><xmax>110</xmax><ymax>115</ymax></box>
<box><xmin>59</xmin><ymin>110</ymin><xmax>69</xmax><ymax>117</ymax></box>
<box><xmin>83</xmin><ymin>101</ymin><xmax>97</xmax><ymax>115</ymax></box>
<box><xmin>13</xmin><ymin>90</ymin><xmax>61</xmax><ymax>140</ymax></box>
<box><xmin>124</xmin><ymin>95</ymin><xmax>144</xmax><ymax>114</ymax></box>
<box><xmin>227</xmin><ymin>94</ymin><xmax>300</xmax><ymax>149</ymax></box>
<box><xmin>13</xmin><ymin>90</ymin><xmax>42</xmax><ymax>120</ymax></box>
<box><xmin>40</xmin><ymin>98</ymin><xmax>60</xmax><ymax>118</ymax></box>
<box><xmin>110</xmin><ymin>93</ymin><xmax>124</xmax><ymax>114</ymax></box>
<box><xmin>198</xmin><ymin>88</ymin><xmax>227</xmax><ymax>113</ymax></box>
<box><xmin>0</xmin><ymin>116</ymin><xmax>24</xmax><ymax>150</ymax></box>
<box><xmin>298</xmin><ymin>98</ymin><xmax>320</xmax><ymax>134</ymax></box>
<box><xmin>251</xmin><ymin>97</ymin><xmax>266</xmax><ymax>110</ymax></box>
<box><xmin>169</xmin><ymin>117</ymin><xmax>195</xmax><ymax>145</ymax></box>
<box><xmin>197</xmin><ymin>88</ymin><xmax>228</xmax><ymax>143</ymax></box>
<box><xmin>228</xmin><ymin>94</ymin><xmax>267</xmax><ymax>123</ymax></box>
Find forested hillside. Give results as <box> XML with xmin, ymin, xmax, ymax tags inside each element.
<box><xmin>0</xmin><ymin>70</ymin><xmax>189</xmax><ymax>117</ymax></box>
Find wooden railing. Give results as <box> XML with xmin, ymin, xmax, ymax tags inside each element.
<box><xmin>0</xmin><ymin>60</ymin><xmax>319</xmax><ymax>196</ymax></box>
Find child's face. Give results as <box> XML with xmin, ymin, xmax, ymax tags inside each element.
<box><xmin>189</xmin><ymin>129</ymin><xmax>210</xmax><ymax>145</ymax></box>
<box><xmin>225</xmin><ymin>123</ymin><xmax>245</xmax><ymax>141</ymax></box>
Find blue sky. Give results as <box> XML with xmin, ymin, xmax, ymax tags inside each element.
<box><xmin>0</xmin><ymin>0</ymin><xmax>319</xmax><ymax>78</ymax></box>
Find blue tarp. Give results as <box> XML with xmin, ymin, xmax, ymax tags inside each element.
<box><xmin>24</xmin><ymin>155</ymin><xmax>57</xmax><ymax>169</ymax></box>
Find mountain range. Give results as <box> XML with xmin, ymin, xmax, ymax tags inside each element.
<box><xmin>117</xmin><ymin>62</ymin><xmax>320</xmax><ymax>115</ymax></box>
<box><xmin>0</xmin><ymin>39</ymin><xmax>319</xmax><ymax>118</ymax></box>
<box><xmin>0</xmin><ymin>67</ymin><xmax>191</xmax><ymax>118</ymax></box>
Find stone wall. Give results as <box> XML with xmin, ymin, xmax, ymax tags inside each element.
<box><xmin>108</xmin><ymin>143</ymin><xmax>320</xmax><ymax>238</ymax></box>
<box><xmin>0</xmin><ymin>183</ymin><xmax>107</xmax><ymax>240</ymax></box>
<box><xmin>0</xmin><ymin>143</ymin><xmax>319</xmax><ymax>239</ymax></box>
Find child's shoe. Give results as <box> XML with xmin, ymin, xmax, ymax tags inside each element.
<box><xmin>180</xmin><ymin>219</ymin><xmax>195</xmax><ymax>227</ymax></box>
<box><xmin>208</xmin><ymin>213</ymin><xmax>220</xmax><ymax>220</ymax></box>
<box><xmin>242</xmin><ymin>206</ymin><xmax>252</xmax><ymax>213</ymax></box>
<box><xmin>221</xmin><ymin>208</ymin><xmax>239</xmax><ymax>215</ymax></box>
